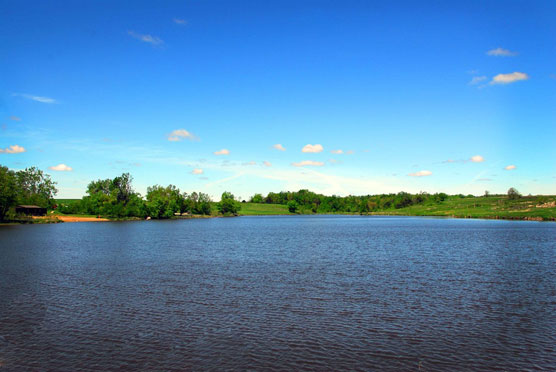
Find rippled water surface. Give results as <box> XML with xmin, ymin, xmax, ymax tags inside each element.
<box><xmin>1</xmin><ymin>216</ymin><xmax>555</xmax><ymax>371</ymax></box>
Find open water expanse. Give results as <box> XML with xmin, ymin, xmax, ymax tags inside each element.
<box><xmin>0</xmin><ymin>216</ymin><xmax>555</xmax><ymax>371</ymax></box>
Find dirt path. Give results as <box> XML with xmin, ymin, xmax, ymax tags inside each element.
<box><xmin>33</xmin><ymin>215</ymin><xmax>109</xmax><ymax>223</ymax></box>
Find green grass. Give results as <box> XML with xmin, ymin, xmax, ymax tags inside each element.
<box><xmin>238</xmin><ymin>203</ymin><xmax>292</xmax><ymax>215</ymax></box>
<box><xmin>372</xmin><ymin>195</ymin><xmax>556</xmax><ymax>221</ymax></box>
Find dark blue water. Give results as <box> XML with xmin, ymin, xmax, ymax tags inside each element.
<box><xmin>1</xmin><ymin>216</ymin><xmax>555</xmax><ymax>371</ymax></box>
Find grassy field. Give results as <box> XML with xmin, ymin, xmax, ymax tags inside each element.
<box><xmin>52</xmin><ymin>197</ymin><xmax>556</xmax><ymax>221</ymax></box>
<box><xmin>238</xmin><ymin>202</ymin><xmax>292</xmax><ymax>215</ymax></box>
<box><xmin>372</xmin><ymin>195</ymin><xmax>556</xmax><ymax>221</ymax></box>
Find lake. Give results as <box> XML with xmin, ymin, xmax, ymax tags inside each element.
<box><xmin>1</xmin><ymin>216</ymin><xmax>555</xmax><ymax>371</ymax></box>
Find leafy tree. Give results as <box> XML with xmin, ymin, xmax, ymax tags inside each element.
<box><xmin>217</xmin><ymin>191</ymin><xmax>241</xmax><ymax>215</ymax></box>
<box><xmin>250</xmin><ymin>193</ymin><xmax>263</xmax><ymax>203</ymax></box>
<box><xmin>83</xmin><ymin>173</ymin><xmax>144</xmax><ymax>217</ymax></box>
<box><xmin>146</xmin><ymin>184</ymin><xmax>184</xmax><ymax>219</ymax></box>
<box><xmin>15</xmin><ymin>166</ymin><xmax>57</xmax><ymax>207</ymax></box>
<box><xmin>507</xmin><ymin>187</ymin><xmax>521</xmax><ymax>200</ymax></box>
<box><xmin>0</xmin><ymin>165</ymin><xmax>17</xmax><ymax>220</ymax></box>
<box><xmin>287</xmin><ymin>200</ymin><xmax>299</xmax><ymax>213</ymax></box>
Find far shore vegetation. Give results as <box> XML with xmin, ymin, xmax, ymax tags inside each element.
<box><xmin>1</xmin><ymin>165</ymin><xmax>555</xmax><ymax>223</ymax></box>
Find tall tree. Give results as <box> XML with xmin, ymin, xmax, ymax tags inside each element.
<box><xmin>0</xmin><ymin>165</ymin><xmax>18</xmax><ymax>220</ymax></box>
<box><xmin>15</xmin><ymin>166</ymin><xmax>57</xmax><ymax>207</ymax></box>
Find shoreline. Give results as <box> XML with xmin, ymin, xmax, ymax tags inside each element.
<box><xmin>2</xmin><ymin>212</ymin><xmax>553</xmax><ymax>225</ymax></box>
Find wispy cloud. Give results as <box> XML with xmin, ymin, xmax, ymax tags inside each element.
<box><xmin>292</xmin><ymin>160</ymin><xmax>325</xmax><ymax>167</ymax></box>
<box><xmin>49</xmin><ymin>163</ymin><xmax>73</xmax><ymax>171</ymax></box>
<box><xmin>263</xmin><ymin>161</ymin><xmax>272</xmax><ymax>167</ymax></box>
<box><xmin>504</xmin><ymin>164</ymin><xmax>516</xmax><ymax>170</ymax></box>
<box><xmin>173</xmin><ymin>18</ymin><xmax>187</xmax><ymax>25</ymax></box>
<box><xmin>242</xmin><ymin>161</ymin><xmax>257</xmax><ymax>166</ymax></box>
<box><xmin>214</xmin><ymin>149</ymin><xmax>230</xmax><ymax>156</ymax></box>
<box><xmin>191</xmin><ymin>168</ymin><xmax>204</xmax><ymax>175</ymax></box>
<box><xmin>486</xmin><ymin>47</ymin><xmax>518</xmax><ymax>57</ymax></box>
<box><xmin>128</xmin><ymin>31</ymin><xmax>163</xmax><ymax>45</ymax></box>
<box><xmin>13</xmin><ymin>93</ymin><xmax>57</xmax><ymax>104</ymax></box>
<box><xmin>491</xmin><ymin>72</ymin><xmax>529</xmax><ymax>85</ymax></box>
<box><xmin>302</xmin><ymin>144</ymin><xmax>323</xmax><ymax>153</ymax></box>
<box><xmin>476</xmin><ymin>178</ymin><xmax>492</xmax><ymax>182</ymax></box>
<box><xmin>408</xmin><ymin>170</ymin><xmax>432</xmax><ymax>177</ymax></box>
<box><xmin>273</xmin><ymin>143</ymin><xmax>286</xmax><ymax>151</ymax></box>
<box><xmin>0</xmin><ymin>145</ymin><xmax>25</xmax><ymax>154</ymax></box>
<box><xmin>469</xmin><ymin>76</ymin><xmax>487</xmax><ymax>85</ymax></box>
<box><xmin>346</xmin><ymin>150</ymin><xmax>355</xmax><ymax>155</ymax></box>
<box><xmin>470</xmin><ymin>155</ymin><xmax>485</xmax><ymax>163</ymax></box>
<box><xmin>10</xmin><ymin>116</ymin><xmax>21</xmax><ymax>121</ymax></box>
<box><xmin>167</xmin><ymin>129</ymin><xmax>197</xmax><ymax>141</ymax></box>
<box><xmin>330</xmin><ymin>149</ymin><xmax>343</xmax><ymax>154</ymax></box>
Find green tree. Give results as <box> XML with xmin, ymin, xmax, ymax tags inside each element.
<box><xmin>507</xmin><ymin>187</ymin><xmax>521</xmax><ymax>200</ymax></box>
<box><xmin>145</xmin><ymin>184</ymin><xmax>184</xmax><ymax>219</ymax></box>
<box><xmin>15</xmin><ymin>166</ymin><xmax>57</xmax><ymax>207</ymax></box>
<box><xmin>0</xmin><ymin>165</ymin><xmax>18</xmax><ymax>220</ymax></box>
<box><xmin>250</xmin><ymin>193</ymin><xmax>263</xmax><ymax>203</ymax></box>
<box><xmin>287</xmin><ymin>200</ymin><xmax>299</xmax><ymax>213</ymax></box>
<box><xmin>217</xmin><ymin>191</ymin><xmax>241</xmax><ymax>215</ymax></box>
<box><xmin>82</xmin><ymin>173</ymin><xmax>144</xmax><ymax>217</ymax></box>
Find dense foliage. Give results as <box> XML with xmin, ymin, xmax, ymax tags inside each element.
<box><xmin>250</xmin><ymin>189</ymin><xmax>451</xmax><ymax>214</ymax></box>
<box><xmin>0</xmin><ymin>166</ymin><xmax>58</xmax><ymax>220</ymax></box>
<box><xmin>58</xmin><ymin>173</ymin><xmax>213</xmax><ymax>219</ymax></box>
<box><xmin>217</xmin><ymin>192</ymin><xmax>241</xmax><ymax>215</ymax></box>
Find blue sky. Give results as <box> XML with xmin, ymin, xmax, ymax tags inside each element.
<box><xmin>1</xmin><ymin>0</ymin><xmax>555</xmax><ymax>199</ymax></box>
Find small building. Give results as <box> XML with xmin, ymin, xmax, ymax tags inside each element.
<box><xmin>15</xmin><ymin>205</ymin><xmax>47</xmax><ymax>216</ymax></box>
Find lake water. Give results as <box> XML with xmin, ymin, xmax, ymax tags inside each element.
<box><xmin>1</xmin><ymin>216</ymin><xmax>555</xmax><ymax>371</ymax></box>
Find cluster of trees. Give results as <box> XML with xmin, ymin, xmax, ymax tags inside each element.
<box><xmin>60</xmin><ymin>173</ymin><xmax>215</xmax><ymax>219</ymax></box>
<box><xmin>249</xmin><ymin>189</ymin><xmax>450</xmax><ymax>214</ymax></box>
<box><xmin>0</xmin><ymin>163</ymin><xmax>529</xmax><ymax>221</ymax></box>
<box><xmin>0</xmin><ymin>166</ymin><xmax>58</xmax><ymax>220</ymax></box>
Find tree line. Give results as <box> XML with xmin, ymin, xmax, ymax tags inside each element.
<box><xmin>60</xmin><ymin>173</ymin><xmax>241</xmax><ymax>218</ymax></box>
<box><xmin>0</xmin><ymin>164</ymin><xmax>525</xmax><ymax>221</ymax></box>
<box><xmin>0</xmin><ymin>166</ymin><xmax>241</xmax><ymax>220</ymax></box>
<box><xmin>248</xmin><ymin>189</ymin><xmax>452</xmax><ymax>214</ymax></box>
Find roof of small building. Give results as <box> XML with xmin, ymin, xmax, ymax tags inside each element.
<box><xmin>17</xmin><ymin>205</ymin><xmax>45</xmax><ymax>209</ymax></box>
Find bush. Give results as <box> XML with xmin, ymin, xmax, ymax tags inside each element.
<box><xmin>507</xmin><ymin>187</ymin><xmax>521</xmax><ymax>200</ymax></box>
<box><xmin>287</xmin><ymin>200</ymin><xmax>299</xmax><ymax>213</ymax></box>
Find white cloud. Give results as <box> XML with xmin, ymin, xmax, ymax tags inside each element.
<box><xmin>504</xmin><ymin>165</ymin><xmax>516</xmax><ymax>170</ymax></box>
<box><xmin>346</xmin><ymin>150</ymin><xmax>355</xmax><ymax>155</ymax></box>
<box><xmin>469</xmin><ymin>76</ymin><xmax>487</xmax><ymax>85</ymax></box>
<box><xmin>263</xmin><ymin>161</ymin><xmax>272</xmax><ymax>167</ymax></box>
<box><xmin>330</xmin><ymin>149</ymin><xmax>343</xmax><ymax>154</ymax></box>
<box><xmin>329</xmin><ymin>159</ymin><xmax>340</xmax><ymax>164</ymax></box>
<box><xmin>0</xmin><ymin>145</ymin><xmax>25</xmax><ymax>154</ymax></box>
<box><xmin>128</xmin><ymin>31</ymin><xmax>163</xmax><ymax>45</ymax></box>
<box><xmin>173</xmin><ymin>18</ymin><xmax>187</xmax><ymax>25</ymax></box>
<box><xmin>486</xmin><ymin>47</ymin><xmax>518</xmax><ymax>57</ymax></box>
<box><xmin>491</xmin><ymin>72</ymin><xmax>529</xmax><ymax>85</ymax></box>
<box><xmin>273</xmin><ymin>144</ymin><xmax>286</xmax><ymax>151</ymax></box>
<box><xmin>10</xmin><ymin>116</ymin><xmax>21</xmax><ymax>121</ymax></box>
<box><xmin>49</xmin><ymin>164</ymin><xmax>73</xmax><ymax>171</ymax></box>
<box><xmin>291</xmin><ymin>160</ymin><xmax>325</xmax><ymax>167</ymax></box>
<box><xmin>214</xmin><ymin>149</ymin><xmax>230</xmax><ymax>156</ymax></box>
<box><xmin>167</xmin><ymin>129</ymin><xmax>197</xmax><ymax>141</ymax></box>
<box><xmin>242</xmin><ymin>161</ymin><xmax>257</xmax><ymax>166</ymax></box>
<box><xmin>408</xmin><ymin>170</ymin><xmax>432</xmax><ymax>177</ymax></box>
<box><xmin>191</xmin><ymin>168</ymin><xmax>204</xmax><ymax>174</ymax></box>
<box><xmin>470</xmin><ymin>155</ymin><xmax>485</xmax><ymax>163</ymax></box>
<box><xmin>13</xmin><ymin>93</ymin><xmax>57</xmax><ymax>104</ymax></box>
<box><xmin>302</xmin><ymin>144</ymin><xmax>323</xmax><ymax>153</ymax></box>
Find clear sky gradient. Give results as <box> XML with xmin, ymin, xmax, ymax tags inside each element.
<box><xmin>1</xmin><ymin>0</ymin><xmax>555</xmax><ymax>199</ymax></box>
